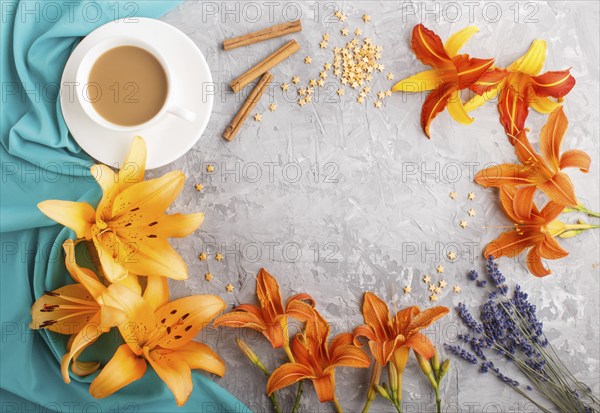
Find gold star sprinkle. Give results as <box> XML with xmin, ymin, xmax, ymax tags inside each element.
<box><xmin>468</xmin><ymin>208</ymin><xmax>476</xmax><ymax>217</ymax></box>
<box><xmin>292</xmin><ymin>76</ymin><xmax>300</xmax><ymax>84</ymax></box>
<box><xmin>339</xmin><ymin>13</ymin><xmax>347</xmax><ymax>22</ymax></box>
<box><xmin>281</xmin><ymin>83</ymin><xmax>289</xmax><ymax>91</ymax></box>
<box><xmin>305</xmin><ymin>95</ymin><xmax>312</xmax><ymax>103</ymax></box>
<box><xmin>434</xmin><ymin>287</ymin><xmax>442</xmax><ymax>294</ymax></box>
<box><xmin>298</xmin><ymin>88</ymin><xmax>307</xmax><ymax>96</ymax></box>
<box><xmin>335</xmin><ymin>10</ymin><xmax>342</xmax><ymax>18</ymax></box>
<box><xmin>269</xmin><ymin>103</ymin><xmax>277</xmax><ymax>112</ymax></box>
<box><xmin>320</xmin><ymin>71</ymin><xmax>328</xmax><ymax>79</ymax></box>
<box><xmin>206</xmin><ymin>165</ymin><xmax>215</xmax><ymax>173</ymax></box>
<box><xmin>253</xmin><ymin>113</ymin><xmax>262</xmax><ymax>122</ymax></box>
<box><xmin>323</xmin><ymin>33</ymin><xmax>330</xmax><ymax>41</ymax></box>
<box><xmin>447</xmin><ymin>251</ymin><xmax>457</xmax><ymax>260</ymax></box>
<box><xmin>198</xmin><ymin>252</ymin><xmax>207</xmax><ymax>261</ymax></box>
<box><xmin>317</xmin><ymin>79</ymin><xmax>325</xmax><ymax>87</ymax></box>
<box><xmin>429</xmin><ymin>284</ymin><xmax>437</xmax><ymax>292</ymax></box>
<box><xmin>403</xmin><ymin>285</ymin><xmax>412</xmax><ymax>294</ymax></box>
<box><xmin>449</xmin><ymin>191</ymin><xmax>458</xmax><ymax>200</ymax></box>
<box><xmin>194</xmin><ymin>183</ymin><xmax>204</xmax><ymax>192</ymax></box>
<box><xmin>354</xmin><ymin>28</ymin><xmax>362</xmax><ymax>36</ymax></box>
<box><xmin>204</xmin><ymin>272</ymin><xmax>213</xmax><ymax>281</ymax></box>
<box><xmin>459</xmin><ymin>220</ymin><xmax>468</xmax><ymax>229</ymax></box>
<box><xmin>467</xmin><ymin>192</ymin><xmax>476</xmax><ymax>200</ymax></box>
<box><xmin>436</xmin><ymin>265</ymin><xmax>444</xmax><ymax>273</ymax></box>
<box><xmin>423</xmin><ymin>275</ymin><xmax>432</xmax><ymax>283</ymax></box>
<box><xmin>362</xmin><ymin>14</ymin><xmax>371</xmax><ymax>22</ymax></box>
<box><xmin>341</xmin><ymin>28</ymin><xmax>349</xmax><ymax>36</ymax></box>
<box><xmin>319</xmin><ymin>40</ymin><xmax>328</xmax><ymax>49</ymax></box>
<box><xmin>374</xmin><ymin>100</ymin><xmax>382</xmax><ymax>108</ymax></box>
<box><xmin>337</xmin><ymin>88</ymin><xmax>345</xmax><ymax>96</ymax></box>
<box><xmin>309</xmin><ymin>79</ymin><xmax>317</xmax><ymax>87</ymax></box>
<box><xmin>225</xmin><ymin>283</ymin><xmax>234</xmax><ymax>292</ymax></box>
<box><xmin>357</xmin><ymin>96</ymin><xmax>365</xmax><ymax>104</ymax></box>
<box><xmin>386</xmin><ymin>72</ymin><xmax>395</xmax><ymax>80</ymax></box>
<box><xmin>298</xmin><ymin>98</ymin><xmax>307</xmax><ymax>106</ymax></box>
<box><xmin>439</xmin><ymin>280</ymin><xmax>448</xmax><ymax>288</ymax></box>
<box><xmin>215</xmin><ymin>252</ymin><xmax>224</xmax><ymax>261</ymax></box>
<box><xmin>304</xmin><ymin>56</ymin><xmax>312</xmax><ymax>64</ymax></box>
<box><xmin>453</xmin><ymin>285</ymin><xmax>461</xmax><ymax>294</ymax></box>
<box><xmin>385</xmin><ymin>90</ymin><xmax>392</xmax><ymax>97</ymax></box>
<box><xmin>324</xmin><ymin>63</ymin><xmax>331</xmax><ymax>70</ymax></box>
<box><xmin>377</xmin><ymin>91</ymin><xmax>385</xmax><ymax>99</ymax></box>
<box><xmin>429</xmin><ymin>294</ymin><xmax>438</xmax><ymax>302</ymax></box>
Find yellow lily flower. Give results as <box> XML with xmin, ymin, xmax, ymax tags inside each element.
<box><xmin>30</xmin><ymin>240</ymin><xmax>128</xmax><ymax>382</ymax></box>
<box><xmin>89</xmin><ymin>283</ymin><xmax>226</xmax><ymax>406</ymax></box>
<box><xmin>38</xmin><ymin>137</ymin><xmax>204</xmax><ymax>282</ymax></box>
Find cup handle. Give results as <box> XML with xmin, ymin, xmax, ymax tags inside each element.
<box><xmin>168</xmin><ymin>105</ymin><xmax>196</xmax><ymax>123</ymax></box>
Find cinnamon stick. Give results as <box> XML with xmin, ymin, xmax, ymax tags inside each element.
<box><xmin>223</xmin><ymin>72</ymin><xmax>273</xmax><ymax>141</ymax></box>
<box><xmin>224</xmin><ymin>20</ymin><xmax>302</xmax><ymax>50</ymax></box>
<box><xmin>230</xmin><ymin>40</ymin><xmax>300</xmax><ymax>93</ymax></box>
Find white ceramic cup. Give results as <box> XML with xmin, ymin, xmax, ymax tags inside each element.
<box><xmin>75</xmin><ymin>36</ymin><xmax>196</xmax><ymax>131</ymax></box>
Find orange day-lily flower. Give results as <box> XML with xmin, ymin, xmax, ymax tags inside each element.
<box><xmin>475</xmin><ymin>107</ymin><xmax>591</xmax><ymax>214</ymax></box>
<box><xmin>353</xmin><ymin>292</ymin><xmax>448</xmax><ymax>408</ymax></box>
<box><xmin>392</xmin><ymin>24</ymin><xmax>494</xmax><ymax>137</ymax></box>
<box><xmin>213</xmin><ymin>268</ymin><xmax>314</xmax><ymax>355</ymax></box>
<box><xmin>30</xmin><ymin>239</ymin><xmax>130</xmax><ymax>382</ymax></box>
<box><xmin>38</xmin><ymin>136</ymin><xmax>204</xmax><ymax>283</ymax></box>
<box><xmin>465</xmin><ymin>40</ymin><xmax>576</xmax><ymax>143</ymax></box>
<box><xmin>89</xmin><ymin>282</ymin><xmax>226</xmax><ymax>406</ymax></box>
<box><xmin>267</xmin><ymin>303</ymin><xmax>370</xmax><ymax>410</ymax></box>
<box><xmin>485</xmin><ymin>185</ymin><xmax>571</xmax><ymax>277</ymax></box>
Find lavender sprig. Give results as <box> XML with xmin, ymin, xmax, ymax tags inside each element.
<box><xmin>447</xmin><ymin>257</ymin><xmax>599</xmax><ymax>413</ymax></box>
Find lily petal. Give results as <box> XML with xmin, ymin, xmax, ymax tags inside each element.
<box><xmin>213</xmin><ymin>311</ymin><xmax>267</xmax><ymax>332</ymax></box>
<box><xmin>530</xmin><ymin>96</ymin><xmax>562</xmax><ymax>114</ymax></box>
<box><xmin>513</xmin><ymin>186</ymin><xmax>538</xmax><ymax>221</ymax></box>
<box><xmin>559</xmin><ymin>150</ymin><xmax>591</xmax><ymax>172</ymax></box>
<box><xmin>474</xmin><ymin>163</ymin><xmax>533</xmax><ymax>188</ymax></box>
<box><xmin>392</xmin><ymin>69</ymin><xmax>448</xmax><ymax>92</ymax></box>
<box><xmin>540</xmin><ymin>201</ymin><xmax>566</xmax><ymax>222</ymax></box>
<box><xmin>498</xmin><ymin>80</ymin><xmax>530</xmax><ymax>143</ymax></box>
<box><xmin>540</xmin><ymin>107</ymin><xmax>568</xmax><ymax>170</ymax></box>
<box><xmin>89</xmin><ymin>344</ymin><xmax>147</xmax><ymax>399</ymax></box>
<box><xmin>470</xmin><ymin>69</ymin><xmax>509</xmax><ymax>96</ymax></box>
<box><xmin>38</xmin><ymin>200</ymin><xmax>95</xmax><ymax>239</ymax></box>
<box><xmin>143</xmin><ymin>275</ymin><xmax>170</xmax><ymax>311</ymax></box>
<box><xmin>61</xmin><ymin>316</ymin><xmax>103</xmax><ymax>383</ymax></box>
<box><xmin>407</xmin><ymin>306</ymin><xmax>449</xmax><ymax>334</ymax></box>
<box><xmin>145</xmin><ymin>348</ymin><xmax>193</xmax><ymax>407</ymax></box>
<box><xmin>508</xmin><ymin>40</ymin><xmax>546</xmax><ymax>76</ymax></box>
<box><xmin>117</xmin><ymin>136</ymin><xmax>147</xmax><ymax>186</ymax></box>
<box><xmin>447</xmin><ymin>90</ymin><xmax>474</xmax><ymax>124</ymax></box>
<box><xmin>453</xmin><ymin>55</ymin><xmax>495</xmax><ymax>88</ymax></box>
<box><xmin>156</xmin><ymin>295</ymin><xmax>226</xmax><ymax>349</ymax></box>
<box><xmin>464</xmin><ymin>87</ymin><xmax>499</xmax><ymax>112</ymax></box>
<box><xmin>411</xmin><ymin>24</ymin><xmax>452</xmax><ymax>68</ymax></box>
<box><xmin>403</xmin><ymin>332</ymin><xmax>436</xmax><ymax>359</ymax></box>
<box><xmin>256</xmin><ymin>268</ymin><xmax>285</xmax><ymax>321</ymax></box>
<box><xmin>485</xmin><ymin>230</ymin><xmax>544</xmax><ymax>259</ymax></box>
<box><xmin>312</xmin><ymin>374</ymin><xmax>337</xmax><ymax>403</ymax></box>
<box><xmin>531</xmin><ymin>69</ymin><xmax>576</xmax><ymax>98</ymax></box>
<box><xmin>526</xmin><ymin>246</ymin><xmax>551</xmax><ymax>277</ymax></box>
<box><xmin>267</xmin><ymin>363</ymin><xmax>314</xmax><ymax>395</ymax></box>
<box><xmin>152</xmin><ymin>213</ymin><xmax>205</xmax><ymax>238</ymax></box>
<box><xmin>421</xmin><ymin>83</ymin><xmax>455</xmax><ymax>138</ymax></box>
<box><xmin>362</xmin><ymin>292</ymin><xmax>392</xmax><ymax>341</ymax></box>
<box><xmin>537</xmin><ymin>172</ymin><xmax>577</xmax><ymax>206</ymax></box>
<box><xmin>329</xmin><ymin>343</ymin><xmax>370</xmax><ymax>369</ymax></box>
<box><xmin>444</xmin><ymin>26</ymin><xmax>479</xmax><ymax>58</ymax></box>
<box><xmin>175</xmin><ymin>341</ymin><xmax>226</xmax><ymax>377</ymax></box>
<box><xmin>538</xmin><ymin>235</ymin><xmax>569</xmax><ymax>260</ymax></box>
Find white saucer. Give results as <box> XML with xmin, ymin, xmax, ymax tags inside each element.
<box><xmin>60</xmin><ymin>18</ymin><xmax>213</xmax><ymax>169</ymax></box>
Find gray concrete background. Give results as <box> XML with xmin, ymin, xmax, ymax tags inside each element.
<box><xmin>150</xmin><ymin>1</ymin><xmax>599</xmax><ymax>411</ymax></box>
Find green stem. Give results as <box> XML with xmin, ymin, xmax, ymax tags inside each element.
<box><xmin>333</xmin><ymin>396</ymin><xmax>344</xmax><ymax>413</ymax></box>
<box><xmin>269</xmin><ymin>393</ymin><xmax>283</xmax><ymax>413</ymax></box>
<box><xmin>563</xmin><ymin>205</ymin><xmax>600</xmax><ymax>218</ymax></box>
<box><xmin>291</xmin><ymin>381</ymin><xmax>303</xmax><ymax>413</ymax></box>
<box><xmin>435</xmin><ymin>387</ymin><xmax>441</xmax><ymax>413</ymax></box>
<box><xmin>361</xmin><ymin>399</ymin><xmax>372</xmax><ymax>413</ymax></box>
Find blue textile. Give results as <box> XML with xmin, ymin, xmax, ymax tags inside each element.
<box><xmin>1</xmin><ymin>2</ymin><xmax>249</xmax><ymax>411</ymax></box>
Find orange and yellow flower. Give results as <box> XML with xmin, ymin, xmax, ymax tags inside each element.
<box><xmin>465</xmin><ymin>40</ymin><xmax>576</xmax><ymax>143</ymax></box>
<box><xmin>89</xmin><ymin>282</ymin><xmax>226</xmax><ymax>406</ymax></box>
<box><xmin>354</xmin><ymin>292</ymin><xmax>448</xmax><ymax>409</ymax></box>
<box><xmin>484</xmin><ymin>186</ymin><xmax>570</xmax><ymax>277</ymax></box>
<box><xmin>267</xmin><ymin>304</ymin><xmax>370</xmax><ymax>408</ymax></box>
<box><xmin>392</xmin><ymin>24</ymin><xmax>494</xmax><ymax>137</ymax></box>
<box><xmin>475</xmin><ymin>107</ymin><xmax>591</xmax><ymax>214</ymax></box>
<box><xmin>213</xmin><ymin>268</ymin><xmax>314</xmax><ymax>351</ymax></box>
<box><xmin>38</xmin><ymin>136</ymin><xmax>204</xmax><ymax>283</ymax></box>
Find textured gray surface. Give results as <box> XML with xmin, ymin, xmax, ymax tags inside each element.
<box><xmin>152</xmin><ymin>1</ymin><xmax>599</xmax><ymax>411</ymax></box>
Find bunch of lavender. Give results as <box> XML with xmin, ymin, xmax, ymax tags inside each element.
<box><xmin>446</xmin><ymin>257</ymin><xmax>599</xmax><ymax>413</ymax></box>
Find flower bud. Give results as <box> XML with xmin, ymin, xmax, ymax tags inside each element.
<box><xmin>375</xmin><ymin>384</ymin><xmax>392</xmax><ymax>401</ymax></box>
<box><xmin>439</xmin><ymin>359</ymin><xmax>451</xmax><ymax>379</ymax></box>
<box><xmin>415</xmin><ymin>352</ymin><xmax>437</xmax><ymax>389</ymax></box>
<box><xmin>432</xmin><ymin>350</ymin><xmax>441</xmax><ymax>377</ymax></box>
<box><xmin>236</xmin><ymin>338</ymin><xmax>269</xmax><ymax>375</ymax></box>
